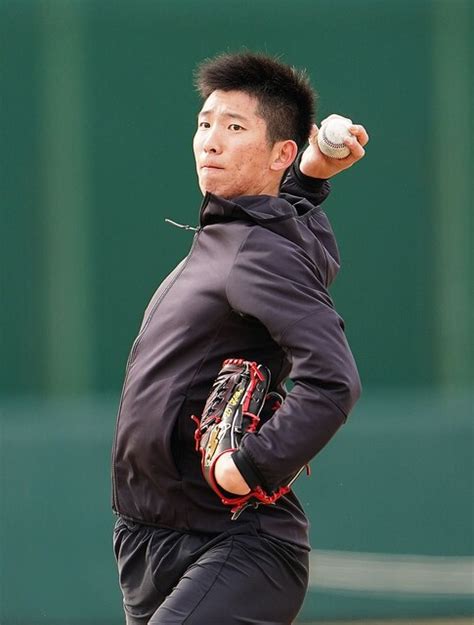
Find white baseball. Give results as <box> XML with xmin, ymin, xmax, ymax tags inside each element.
<box><xmin>317</xmin><ymin>116</ymin><xmax>353</xmax><ymax>159</ymax></box>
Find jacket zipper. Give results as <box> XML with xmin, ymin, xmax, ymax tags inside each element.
<box><xmin>111</xmin><ymin>228</ymin><xmax>201</xmax><ymax>511</ymax></box>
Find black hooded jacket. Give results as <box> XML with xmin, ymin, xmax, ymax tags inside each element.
<box><xmin>111</xmin><ymin>161</ymin><xmax>361</xmax><ymax>549</ymax></box>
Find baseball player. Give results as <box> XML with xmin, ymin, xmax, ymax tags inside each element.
<box><xmin>112</xmin><ymin>51</ymin><xmax>368</xmax><ymax>625</ymax></box>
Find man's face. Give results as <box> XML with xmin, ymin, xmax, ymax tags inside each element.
<box><xmin>193</xmin><ymin>90</ymin><xmax>278</xmax><ymax>199</ymax></box>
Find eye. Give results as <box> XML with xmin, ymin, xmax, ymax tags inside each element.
<box><xmin>199</xmin><ymin>121</ymin><xmax>210</xmax><ymax>128</ymax></box>
<box><xmin>229</xmin><ymin>124</ymin><xmax>243</xmax><ymax>131</ymax></box>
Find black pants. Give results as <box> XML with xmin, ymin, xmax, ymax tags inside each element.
<box><xmin>113</xmin><ymin>517</ymin><xmax>309</xmax><ymax>625</ymax></box>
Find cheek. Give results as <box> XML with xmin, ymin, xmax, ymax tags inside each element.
<box><xmin>236</xmin><ymin>146</ymin><xmax>267</xmax><ymax>175</ymax></box>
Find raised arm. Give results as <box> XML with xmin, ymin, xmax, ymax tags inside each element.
<box><xmin>280</xmin><ymin>117</ymin><xmax>369</xmax><ymax>203</ymax></box>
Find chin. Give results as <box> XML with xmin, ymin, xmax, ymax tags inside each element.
<box><xmin>201</xmin><ymin>185</ymin><xmax>231</xmax><ymax>198</ymax></box>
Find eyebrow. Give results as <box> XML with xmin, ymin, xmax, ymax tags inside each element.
<box><xmin>198</xmin><ymin>109</ymin><xmax>250</xmax><ymax>123</ymax></box>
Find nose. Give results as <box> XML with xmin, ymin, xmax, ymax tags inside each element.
<box><xmin>202</xmin><ymin>126</ymin><xmax>223</xmax><ymax>154</ymax></box>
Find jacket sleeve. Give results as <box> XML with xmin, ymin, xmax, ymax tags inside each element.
<box><xmin>280</xmin><ymin>152</ymin><xmax>331</xmax><ymax>207</ymax></box>
<box><xmin>226</xmin><ymin>228</ymin><xmax>361</xmax><ymax>492</ymax></box>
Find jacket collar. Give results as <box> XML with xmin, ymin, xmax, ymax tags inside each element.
<box><xmin>199</xmin><ymin>192</ymin><xmax>318</xmax><ymax>228</ymax></box>
<box><xmin>198</xmin><ymin>192</ymin><xmax>340</xmax><ymax>287</ymax></box>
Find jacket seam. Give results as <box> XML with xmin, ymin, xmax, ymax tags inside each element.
<box><xmin>232</xmin><ymin>224</ymin><xmax>329</xmax><ymax>295</ymax></box>
<box><xmin>278</xmin><ymin>307</ymin><xmax>334</xmax><ymax>345</ymax></box>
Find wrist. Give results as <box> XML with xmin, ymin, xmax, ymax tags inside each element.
<box><xmin>292</xmin><ymin>152</ymin><xmax>328</xmax><ymax>189</ymax></box>
<box><xmin>214</xmin><ymin>451</ymin><xmax>250</xmax><ymax>495</ymax></box>
<box><xmin>299</xmin><ymin>149</ymin><xmax>317</xmax><ymax>178</ymax></box>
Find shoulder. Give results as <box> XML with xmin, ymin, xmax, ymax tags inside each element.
<box><xmin>234</xmin><ymin>223</ymin><xmax>326</xmax><ymax>285</ymax></box>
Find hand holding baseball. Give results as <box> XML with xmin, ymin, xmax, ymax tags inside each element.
<box><xmin>299</xmin><ymin>114</ymin><xmax>369</xmax><ymax>179</ymax></box>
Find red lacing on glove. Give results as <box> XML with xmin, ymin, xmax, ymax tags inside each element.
<box><xmin>240</xmin><ymin>361</ymin><xmax>265</xmax><ymax>432</ymax></box>
<box><xmin>225</xmin><ymin>485</ymin><xmax>292</xmax><ymax>518</ymax></box>
<box><xmin>207</xmin><ymin>450</ymin><xmax>292</xmax><ymax>515</ymax></box>
<box><xmin>244</xmin><ymin>368</ymin><xmax>264</xmax><ymax>408</ymax></box>
<box><xmin>191</xmin><ymin>414</ymin><xmax>202</xmax><ymax>451</ymax></box>
<box><xmin>242</xmin><ymin>411</ymin><xmax>260</xmax><ymax>432</ymax></box>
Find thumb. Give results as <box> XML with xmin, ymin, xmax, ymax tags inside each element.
<box><xmin>309</xmin><ymin>123</ymin><xmax>319</xmax><ymax>145</ymax></box>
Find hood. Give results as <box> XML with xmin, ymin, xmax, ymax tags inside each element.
<box><xmin>199</xmin><ymin>192</ymin><xmax>341</xmax><ymax>287</ymax></box>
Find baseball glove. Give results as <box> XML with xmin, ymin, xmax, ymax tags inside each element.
<box><xmin>192</xmin><ymin>358</ymin><xmax>308</xmax><ymax>520</ymax></box>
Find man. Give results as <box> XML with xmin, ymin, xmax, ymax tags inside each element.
<box><xmin>112</xmin><ymin>52</ymin><xmax>368</xmax><ymax>625</ymax></box>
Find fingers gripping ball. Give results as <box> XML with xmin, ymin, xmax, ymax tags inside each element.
<box><xmin>317</xmin><ymin>116</ymin><xmax>353</xmax><ymax>159</ymax></box>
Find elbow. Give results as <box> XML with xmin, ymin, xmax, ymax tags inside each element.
<box><xmin>323</xmin><ymin>363</ymin><xmax>361</xmax><ymax>419</ymax></box>
<box><xmin>341</xmin><ymin>365</ymin><xmax>362</xmax><ymax>417</ymax></box>
<box><xmin>312</xmin><ymin>367</ymin><xmax>361</xmax><ymax>422</ymax></box>
<box><xmin>349</xmin><ymin>368</ymin><xmax>362</xmax><ymax>406</ymax></box>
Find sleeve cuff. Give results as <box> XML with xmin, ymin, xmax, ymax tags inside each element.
<box><xmin>232</xmin><ymin>448</ymin><xmax>267</xmax><ymax>491</ymax></box>
<box><xmin>280</xmin><ymin>152</ymin><xmax>331</xmax><ymax>204</ymax></box>
<box><xmin>291</xmin><ymin>152</ymin><xmax>330</xmax><ymax>192</ymax></box>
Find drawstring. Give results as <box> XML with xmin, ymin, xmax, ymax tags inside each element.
<box><xmin>165</xmin><ymin>218</ymin><xmax>198</xmax><ymax>232</ymax></box>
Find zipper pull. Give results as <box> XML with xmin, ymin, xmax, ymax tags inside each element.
<box><xmin>165</xmin><ymin>218</ymin><xmax>198</xmax><ymax>232</ymax></box>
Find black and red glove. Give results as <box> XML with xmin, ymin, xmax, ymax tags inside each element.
<box><xmin>192</xmin><ymin>358</ymin><xmax>308</xmax><ymax>519</ymax></box>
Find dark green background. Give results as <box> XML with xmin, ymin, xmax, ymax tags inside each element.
<box><xmin>1</xmin><ymin>0</ymin><xmax>472</xmax><ymax>623</ymax></box>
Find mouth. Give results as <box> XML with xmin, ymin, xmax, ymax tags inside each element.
<box><xmin>201</xmin><ymin>165</ymin><xmax>224</xmax><ymax>170</ymax></box>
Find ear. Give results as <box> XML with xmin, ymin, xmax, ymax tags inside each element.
<box><xmin>270</xmin><ymin>140</ymin><xmax>298</xmax><ymax>172</ymax></box>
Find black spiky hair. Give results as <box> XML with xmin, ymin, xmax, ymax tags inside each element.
<box><xmin>195</xmin><ymin>51</ymin><xmax>316</xmax><ymax>150</ymax></box>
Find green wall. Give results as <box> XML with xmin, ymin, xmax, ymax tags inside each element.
<box><xmin>1</xmin><ymin>1</ymin><xmax>472</xmax><ymax>623</ymax></box>
<box><xmin>3</xmin><ymin>0</ymin><xmax>472</xmax><ymax>396</ymax></box>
